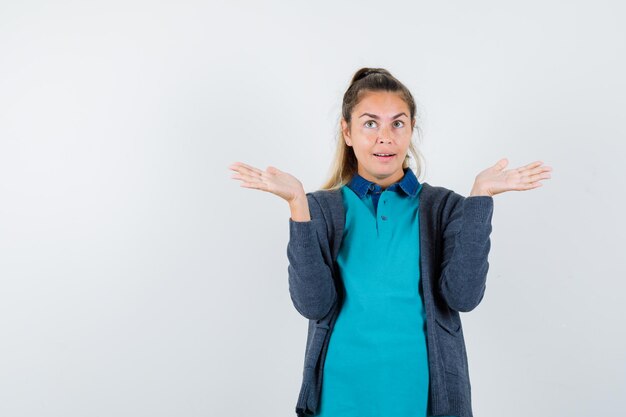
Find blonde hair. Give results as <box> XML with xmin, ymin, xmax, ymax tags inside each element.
<box><xmin>320</xmin><ymin>67</ymin><xmax>426</xmax><ymax>190</ymax></box>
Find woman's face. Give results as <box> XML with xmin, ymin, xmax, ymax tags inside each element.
<box><xmin>341</xmin><ymin>90</ymin><xmax>414</xmax><ymax>188</ymax></box>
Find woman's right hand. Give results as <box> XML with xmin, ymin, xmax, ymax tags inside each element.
<box><xmin>228</xmin><ymin>161</ymin><xmax>306</xmax><ymax>205</ymax></box>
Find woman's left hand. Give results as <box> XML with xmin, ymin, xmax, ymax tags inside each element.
<box><xmin>470</xmin><ymin>158</ymin><xmax>553</xmax><ymax>197</ymax></box>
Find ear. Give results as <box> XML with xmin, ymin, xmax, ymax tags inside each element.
<box><xmin>341</xmin><ymin>118</ymin><xmax>352</xmax><ymax>146</ymax></box>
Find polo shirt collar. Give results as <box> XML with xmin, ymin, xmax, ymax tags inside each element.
<box><xmin>347</xmin><ymin>167</ymin><xmax>421</xmax><ymax>198</ymax></box>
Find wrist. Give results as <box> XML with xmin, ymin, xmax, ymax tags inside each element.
<box><xmin>289</xmin><ymin>192</ymin><xmax>307</xmax><ymax>207</ymax></box>
<box><xmin>289</xmin><ymin>192</ymin><xmax>311</xmax><ymax>222</ymax></box>
<box><xmin>470</xmin><ymin>183</ymin><xmax>491</xmax><ymax>197</ymax></box>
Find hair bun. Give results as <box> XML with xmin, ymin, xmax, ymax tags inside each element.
<box><xmin>352</xmin><ymin>68</ymin><xmax>390</xmax><ymax>84</ymax></box>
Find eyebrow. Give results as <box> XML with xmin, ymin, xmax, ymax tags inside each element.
<box><xmin>359</xmin><ymin>112</ymin><xmax>408</xmax><ymax>120</ymax></box>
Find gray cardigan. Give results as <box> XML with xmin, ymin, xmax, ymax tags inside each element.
<box><xmin>287</xmin><ymin>182</ymin><xmax>494</xmax><ymax>417</ymax></box>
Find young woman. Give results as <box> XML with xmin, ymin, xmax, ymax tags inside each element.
<box><xmin>229</xmin><ymin>68</ymin><xmax>552</xmax><ymax>417</ymax></box>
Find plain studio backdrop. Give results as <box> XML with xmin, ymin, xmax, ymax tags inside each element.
<box><xmin>1</xmin><ymin>1</ymin><xmax>624</xmax><ymax>416</ymax></box>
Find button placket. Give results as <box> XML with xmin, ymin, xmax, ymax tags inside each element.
<box><xmin>379</xmin><ymin>191</ymin><xmax>389</xmax><ymax>224</ymax></box>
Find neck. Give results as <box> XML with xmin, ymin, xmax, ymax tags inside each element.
<box><xmin>358</xmin><ymin>167</ymin><xmax>405</xmax><ymax>189</ymax></box>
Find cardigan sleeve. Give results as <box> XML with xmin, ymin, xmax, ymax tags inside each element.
<box><xmin>286</xmin><ymin>193</ymin><xmax>338</xmax><ymax>321</ymax></box>
<box><xmin>439</xmin><ymin>192</ymin><xmax>494</xmax><ymax>312</ymax></box>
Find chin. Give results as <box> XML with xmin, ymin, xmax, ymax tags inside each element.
<box><xmin>370</xmin><ymin>166</ymin><xmax>401</xmax><ymax>177</ymax></box>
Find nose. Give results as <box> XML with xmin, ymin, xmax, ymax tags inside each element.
<box><xmin>378</xmin><ymin>125</ymin><xmax>393</xmax><ymax>143</ymax></box>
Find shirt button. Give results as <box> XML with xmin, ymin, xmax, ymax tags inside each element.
<box><xmin>381</xmin><ymin>215</ymin><xmax>388</xmax><ymax>220</ymax></box>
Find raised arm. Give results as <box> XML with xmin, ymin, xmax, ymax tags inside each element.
<box><xmin>439</xmin><ymin>193</ymin><xmax>494</xmax><ymax>312</ymax></box>
<box><xmin>286</xmin><ymin>193</ymin><xmax>337</xmax><ymax>320</ymax></box>
<box><xmin>439</xmin><ymin>157</ymin><xmax>553</xmax><ymax>312</ymax></box>
<box><xmin>228</xmin><ymin>161</ymin><xmax>337</xmax><ymax>320</ymax></box>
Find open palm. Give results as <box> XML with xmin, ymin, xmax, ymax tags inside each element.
<box><xmin>228</xmin><ymin>161</ymin><xmax>305</xmax><ymax>204</ymax></box>
<box><xmin>474</xmin><ymin>158</ymin><xmax>553</xmax><ymax>197</ymax></box>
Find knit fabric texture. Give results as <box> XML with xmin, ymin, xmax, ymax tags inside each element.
<box><xmin>287</xmin><ymin>176</ymin><xmax>494</xmax><ymax>417</ymax></box>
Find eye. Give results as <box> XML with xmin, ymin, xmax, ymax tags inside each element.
<box><xmin>393</xmin><ymin>120</ymin><xmax>405</xmax><ymax>128</ymax></box>
<box><xmin>365</xmin><ymin>120</ymin><xmax>377</xmax><ymax>128</ymax></box>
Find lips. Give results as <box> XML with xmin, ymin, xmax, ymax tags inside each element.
<box><xmin>373</xmin><ymin>153</ymin><xmax>396</xmax><ymax>162</ymax></box>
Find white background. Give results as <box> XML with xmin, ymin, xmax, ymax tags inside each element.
<box><xmin>1</xmin><ymin>1</ymin><xmax>624</xmax><ymax>416</ymax></box>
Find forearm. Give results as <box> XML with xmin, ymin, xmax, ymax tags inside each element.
<box><xmin>440</xmin><ymin>196</ymin><xmax>494</xmax><ymax>312</ymax></box>
<box><xmin>286</xmin><ymin>195</ymin><xmax>337</xmax><ymax>320</ymax></box>
<box><xmin>289</xmin><ymin>193</ymin><xmax>311</xmax><ymax>222</ymax></box>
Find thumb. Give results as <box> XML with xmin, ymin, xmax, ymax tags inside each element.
<box><xmin>494</xmin><ymin>158</ymin><xmax>508</xmax><ymax>171</ymax></box>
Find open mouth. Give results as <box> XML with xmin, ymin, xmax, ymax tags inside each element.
<box><xmin>373</xmin><ymin>153</ymin><xmax>396</xmax><ymax>161</ymax></box>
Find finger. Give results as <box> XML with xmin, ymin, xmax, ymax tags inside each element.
<box><xmin>494</xmin><ymin>158</ymin><xmax>509</xmax><ymax>170</ymax></box>
<box><xmin>516</xmin><ymin>160</ymin><xmax>543</xmax><ymax>174</ymax></box>
<box><xmin>518</xmin><ymin>175</ymin><xmax>547</xmax><ymax>190</ymax></box>
<box><xmin>529</xmin><ymin>171</ymin><xmax>552</xmax><ymax>182</ymax></box>
<box><xmin>228</xmin><ymin>161</ymin><xmax>249</xmax><ymax>171</ymax></box>
<box><xmin>233</xmin><ymin>171</ymin><xmax>264</xmax><ymax>185</ymax></box>
<box><xmin>238</xmin><ymin>162</ymin><xmax>264</xmax><ymax>174</ymax></box>
<box><xmin>231</xmin><ymin>173</ymin><xmax>250</xmax><ymax>182</ymax></box>
<box><xmin>240</xmin><ymin>181</ymin><xmax>269</xmax><ymax>191</ymax></box>
<box><xmin>229</xmin><ymin>162</ymin><xmax>264</xmax><ymax>176</ymax></box>
<box><xmin>527</xmin><ymin>173</ymin><xmax>552</xmax><ymax>184</ymax></box>
<box><xmin>233</xmin><ymin>167</ymin><xmax>265</xmax><ymax>183</ymax></box>
<box><xmin>525</xmin><ymin>165</ymin><xmax>554</xmax><ymax>178</ymax></box>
